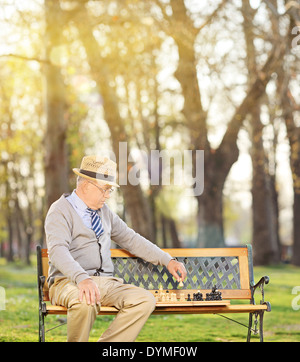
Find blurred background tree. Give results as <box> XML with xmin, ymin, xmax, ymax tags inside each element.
<box><xmin>0</xmin><ymin>0</ymin><xmax>299</xmax><ymax>266</ymax></box>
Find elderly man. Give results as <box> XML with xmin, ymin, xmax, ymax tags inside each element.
<box><xmin>45</xmin><ymin>155</ymin><xmax>186</xmax><ymax>342</ymax></box>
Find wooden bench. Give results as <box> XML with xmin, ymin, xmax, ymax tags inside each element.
<box><xmin>37</xmin><ymin>244</ymin><xmax>271</xmax><ymax>342</ymax></box>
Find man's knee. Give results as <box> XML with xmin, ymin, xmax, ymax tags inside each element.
<box><xmin>139</xmin><ymin>290</ymin><xmax>156</xmax><ymax>313</ymax></box>
<box><xmin>69</xmin><ymin>299</ymin><xmax>99</xmax><ymax>317</ymax></box>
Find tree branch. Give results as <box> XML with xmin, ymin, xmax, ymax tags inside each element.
<box><xmin>0</xmin><ymin>53</ymin><xmax>51</xmax><ymax>64</ymax></box>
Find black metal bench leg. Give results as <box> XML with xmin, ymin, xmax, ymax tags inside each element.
<box><xmin>259</xmin><ymin>311</ymin><xmax>264</xmax><ymax>342</ymax></box>
<box><xmin>39</xmin><ymin>308</ymin><xmax>45</xmax><ymax>342</ymax></box>
<box><xmin>37</xmin><ymin>245</ymin><xmax>46</xmax><ymax>342</ymax></box>
<box><xmin>247</xmin><ymin>313</ymin><xmax>253</xmax><ymax>342</ymax></box>
<box><xmin>247</xmin><ymin>311</ymin><xmax>265</xmax><ymax>342</ymax></box>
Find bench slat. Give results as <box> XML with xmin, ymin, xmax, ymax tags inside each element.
<box><xmin>45</xmin><ymin>303</ymin><xmax>268</xmax><ymax>316</ymax></box>
<box><xmin>110</xmin><ymin>248</ymin><xmax>249</xmax><ymax>258</ymax></box>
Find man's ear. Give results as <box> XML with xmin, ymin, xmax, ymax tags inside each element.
<box><xmin>77</xmin><ymin>179</ymin><xmax>89</xmax><ymax>195</ymax></box>
<box><xmin>82</xmin><ymin>180</ymin><xmax>90</xmax><ymax>193</ymax></box>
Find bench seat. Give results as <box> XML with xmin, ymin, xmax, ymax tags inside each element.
<box><xmin>45</xmin><ymin>302</ymin><xmax>269</xmax><ymax>315</ymax></box>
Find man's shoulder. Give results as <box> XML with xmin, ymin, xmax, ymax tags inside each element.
<box><xmin>47</xmin><ymin>194</ymin><xmax>72</xmax><ymax>216</ymax></box>
<box><xmin>101</xmin><ymin>203</ymin><xmax>119</xmax><ymax>218</ymax></box>
<box><xmin>100</xmin><ymin>204</ymin><xmax>123</xmax><ymax>226</ymax></box>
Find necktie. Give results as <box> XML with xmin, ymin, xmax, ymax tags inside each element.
<box><xmin>87</xmin><ymin>208</ymin><xmax>104</xmax><ymax>238</ymax></box>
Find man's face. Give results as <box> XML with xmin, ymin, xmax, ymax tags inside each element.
<box><xmin>84</xmin><ymin>180</ymin><xmax>113</xmax><ymax>210</ymax></box>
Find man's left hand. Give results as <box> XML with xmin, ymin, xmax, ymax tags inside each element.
<box><xmin>167</xmin><ymin>259</ymin><xmax>187</xmax><ymax>283</ymax></box>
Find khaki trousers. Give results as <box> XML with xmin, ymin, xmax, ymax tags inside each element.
<box><xmin>49</xmin><ymin>276</ymin><xmax>156</xmax><ymax>342</ymax></box>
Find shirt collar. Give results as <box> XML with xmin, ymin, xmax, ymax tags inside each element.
<box><xmin>69</xmin><ymin>189</ymin><xmax>89</xmax><ymax>212</ymax></box>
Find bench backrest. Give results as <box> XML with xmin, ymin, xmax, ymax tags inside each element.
<box><xmin>37</xmin><ymin>245</ymin><xmax>254</xmax><ymax>301</ymax></box>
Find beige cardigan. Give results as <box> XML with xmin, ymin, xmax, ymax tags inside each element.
<box><xmin>45</xmin><ymin>194</ymin><xmax>173</xmax><ymax>287</ymax></box>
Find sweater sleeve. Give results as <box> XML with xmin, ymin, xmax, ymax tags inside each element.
<box><xmin>45</xmin><ymin>205</ymin><xmax>91</xmax><ymax>285</ymax></box>
<box><xmin>107</xmin><ymin>207</ymin><xmax>173</xmax><ymax>267</ymax></box>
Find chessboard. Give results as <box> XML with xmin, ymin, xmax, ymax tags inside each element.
<box><xmin>154</xmin><ymin>285</ymin><xmax>230</xmax><ymax>307</ymax></box>
<box><xmin>156</xmin><ymin>300</ymin><xmax>230</xmax><ymax>307</ymax></box>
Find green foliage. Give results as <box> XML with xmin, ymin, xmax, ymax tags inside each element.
<box><xmin>0</xmin><ymin>261</ymin><xmax>299</xmax><ymax>342</ymax></box>
<box><xmin>0</xmin><ymin>0</ymin><xmax>299</xmax><ymax>261</ymax></box>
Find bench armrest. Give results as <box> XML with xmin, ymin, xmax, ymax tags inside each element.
<box><xmin>250</xmin><ymin>276</ymin><xmax>271</xmax><ymax>312</ymax></box>
<box><xmin>252</xmin><ymin>275</ymin><xmax>269</xmax><ymax>290</ymax></box>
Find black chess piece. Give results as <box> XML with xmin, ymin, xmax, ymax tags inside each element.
<box><xmin>193</xmin><ymin>291</ymin><xmax>203</xmax><ymax>301</ymax></box>
<box><xmin>205</xmin><ymin>285</ymin><xmax>222</xmax><ymax>301</ymax></box>
<box><xmin>187</xmin><ymin>294</ymin><xmax>191</xmax><ymax>301</ymax></box>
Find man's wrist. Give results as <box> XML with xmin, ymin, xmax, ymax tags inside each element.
<box><xmin>167</xmin><ymin>258</ymin><xmax>177</xmax><ymax>265</ymax></box>
<box><xmin>76</xmin><ymin>274</ymin><xmax>92</xmax><ymax>286</ymax></box>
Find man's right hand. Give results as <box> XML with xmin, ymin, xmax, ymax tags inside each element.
<box><xmin>78</xmin><ymin>278</ymin><xmax>101</xmax><ymax>306</ymax></box>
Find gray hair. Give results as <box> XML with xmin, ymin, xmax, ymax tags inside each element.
<box><xmin>76</xmin><ymin>176</ymin><xmax>87</xmax><ymax>187</ymax></box>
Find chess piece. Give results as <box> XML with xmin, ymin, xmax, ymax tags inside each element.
<box><xmin>187</xmin><ymin>294</ymin><xmax>191</xmax><ymax>301</ymax></box>
<box><xmin>171</xmin><ymin>293</ymin><xmax>177</xmax><ymax>302</ymax></box>
<box><xmin>180</xmin><ymin>293</ymin><xmax>185</xmax><ymax>302</ymax></box>
<box><xmin>178</xmin><ymin>280</ymin><xmax>184</xmax><ymax>288</ymax></box>
<box><xmin>205</xmin><ymin>285</ymin><xmax>222</xmax><ymax>301</ymax></box>
<box><xmin>193</xmin><ymin>290</ymin><xmax>203</xmax><ymax>301</ymax></box>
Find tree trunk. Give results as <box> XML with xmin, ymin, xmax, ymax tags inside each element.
<box><xmin>242</xmin><ymin>0</ymin><xmax>280</xmax><ymax>264</ymax></box>
<box><xmin>280</xmin><ymin>83</ymin><xmax>300</xmax><ymax>266</ymax></box>
<box><xmin>165</xmin><ymin>0</ymin><xmax>285</xmax><ymax>248</ymax></box>
<box><xmin>161</xmin><ymin>215</ymin><xmax>168</xmax><ymax>248</ymax></box>
<box><xmin>72</xmin><ymin>8</ymin><xmax>154</xmax><ymax>240</ymax></box>
<box><xmin>250</xmin><ymin>109</ymin><xmax>280</xmax><ymax>264</ymax></box>
<box><xmin>3</xmin><ymin>162</ymin><xmax>14</xmax><ymax>262</ymax></box>
<box><xmin>168</xmin><ymin>218</ymin><xmax>181</xmax><ymax>248</ymax></box>
<box><xmin>292</xmin><ymin>193</ymin><xmax>300</xmax><ymax>266</ymax></box>
<box><xmin>44</xmin><ymin>0</ymin><xmax>69</xmax><ymax>209</ymax></box>
<box><xmin>278</xmin><ymin>11</ymin><xmax>300</xmax><ymax>265</ymax></box>
<box><xmin>6</xmin><ymin>214</ymin><xmax>14</xmax><ymax>262</ymax></box>
<box><xmin>160</xmin><ymin>215</ymin><xmax>181</xmax><ymax>248</ymax></box>
<box><xmin>170</xmin><ymin>1</ymin><xmax>225</xmax><ymax>247</ymax></box>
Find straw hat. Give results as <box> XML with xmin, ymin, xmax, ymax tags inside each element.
<box><xmin>73</xmin><ymin>155</ymin><xmax>120</xmax><ymax>188</ymax></box>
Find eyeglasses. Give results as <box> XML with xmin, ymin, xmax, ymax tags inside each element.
<box><xmin>87</xmin><ymin>181</ymin><xmax>114</xmax><ymax>195</ymax></box>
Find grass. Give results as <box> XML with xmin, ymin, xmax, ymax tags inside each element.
<box><xmin>0</xmin><ymin>257</ymin><xmax>299</xmax><ymax>342</ymax></box>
